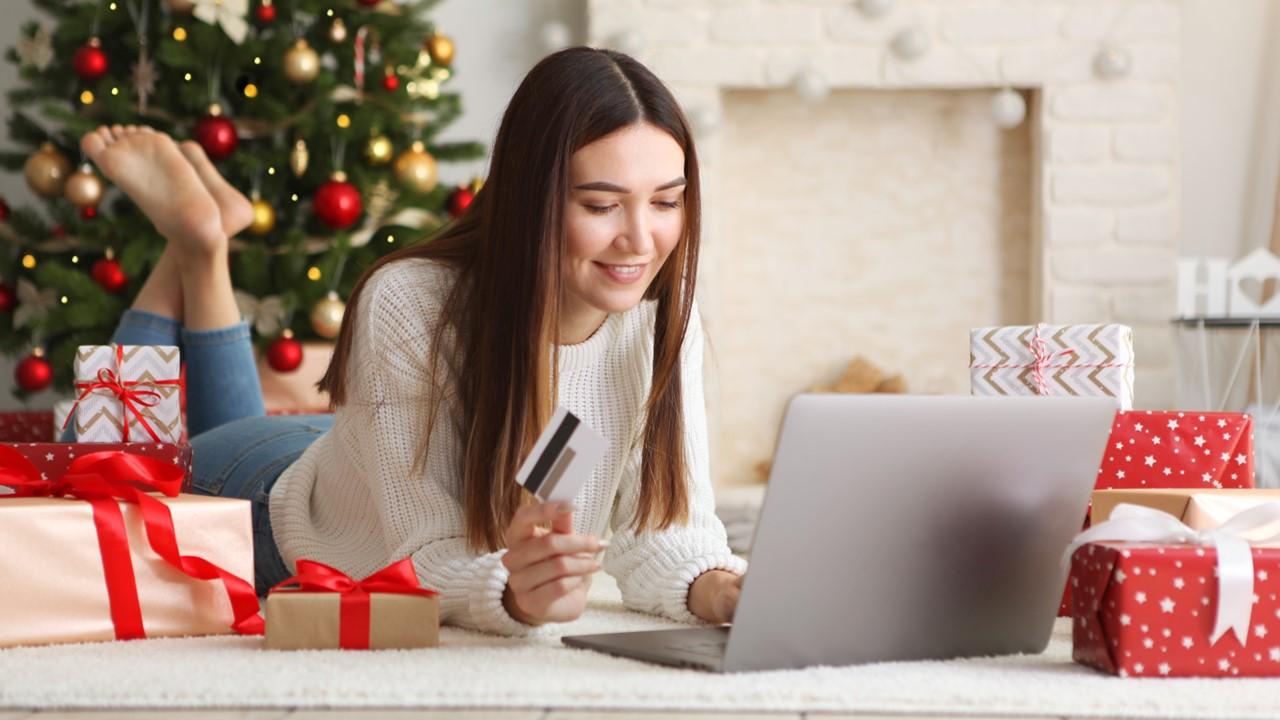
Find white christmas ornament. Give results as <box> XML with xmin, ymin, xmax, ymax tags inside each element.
<box><xmin>610</xmin><ymin>29</ymin><xmax>644</xmax><ymax>57</ymax></box>
<box><xmin>1226</xmin><ymin>248</ymin><xmax>1280</xmax><ymax>318</ymax></box>
<box><xmin>192</xmin><ymin>0</ymin><xmax>249</xmax><ymax>44</ymax></box>
<box><xmin>858</xmin><ymin>0</ymin><xmax>895</xmax><ymax>18</ymax></box>
<box><xmin>890</xmin><ymin>27</ymin><xmax>930</xmax><ymax>62</ymax></box>
<box><xmin>1093</xmin><ymin>45</ymin><xmax>1132</xmax><ymax>80</ymax></box>
<box><xmin>990</xmin><ymin>88</ymin><xmax>1026</xmax><ymax>129</ymax></box>
<box><xmin>793</xmin><ymin>68</ymin><xmax>830</xmax><ymax>103</ymax></box>
<box><xmin>233</xmin><ymin>290</ymin><xmax>288</xmax><ymax>337</ymax></box>
<box><xmin>16</xmin><ymin>26</ymin><xmax>53</xmax><ymax>71</ymax></box>
<box><xmin>541</xmin><ymin>21</ymin><xmax>571</xmax><ymax>52</ymax></box>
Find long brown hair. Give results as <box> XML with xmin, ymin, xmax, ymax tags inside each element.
<box><xmin>320</xmin><ymin>47</ymin><xmax>700</xmax><ymax>552</ymax></box>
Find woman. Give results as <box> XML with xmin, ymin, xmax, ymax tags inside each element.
<box><xmin>71</xmin><ymin>47</ymin><xmax>745</xmax><ymax>635</ymax></box>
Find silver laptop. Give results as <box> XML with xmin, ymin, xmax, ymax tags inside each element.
<box><xmin>562</xmin><ymin>394</ymin><xmax>1115</xmax><ymax>672</ymax></box>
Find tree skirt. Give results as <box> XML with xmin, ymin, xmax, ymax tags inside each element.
<box><xmin>0</xmin><ymin>574</ymin><xmax>1275</xmax><ymax>717</ymax></box>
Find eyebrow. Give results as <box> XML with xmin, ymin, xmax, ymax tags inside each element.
<box><xmin>572</xmin><ymin>177</ymin><xmax>687</xmax><ymax>193</ymax></box>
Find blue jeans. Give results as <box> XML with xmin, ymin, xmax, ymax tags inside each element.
<box><xmin>60</xmin><ymin>309</ymin><xmax>334</xmax><ymax>594</ymax></box>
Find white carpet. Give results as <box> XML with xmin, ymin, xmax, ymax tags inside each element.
<box><xmin>2</xmin><ymin>574</ymin><xmax>1278</xmax><ymax>718</ymax></box>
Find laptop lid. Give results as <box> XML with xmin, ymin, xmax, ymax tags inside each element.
<box><xmin>722</xmin><ymin>394</ymin><xmax>1115</xmax><ymax>672</ymax></box>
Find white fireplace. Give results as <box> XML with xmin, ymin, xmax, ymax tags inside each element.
<box><xmin>587</xmin><ymin>0</ymin><xmax>1181</xmax><ymax>486</ymax></box>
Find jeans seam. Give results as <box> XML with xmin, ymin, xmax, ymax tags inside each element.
<box><xmin>181</xmin><ymin>322</ymin><xmax>252</xmax><ymax>348</ymax></box>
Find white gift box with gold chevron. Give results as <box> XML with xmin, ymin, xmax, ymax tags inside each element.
<box><xmin>968</xmin><ymin>323</ymin><xmax>1135</xmax><ymax>410</ymax></box>
<box><xmin>72</xmin><ymin>345</ymin><xmax>183</xmax><ymax>443</ymax></box>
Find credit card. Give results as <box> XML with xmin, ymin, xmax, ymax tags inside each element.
<box><xmin>515</xmin><ymin>405</ymin><xmax>608</xmax><ymax>504</ymax></box>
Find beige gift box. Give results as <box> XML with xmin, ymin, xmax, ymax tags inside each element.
<box><xmin>0</xmin><ymin>493</ymin><xmax>253</xmax><ymax>648</ymax></box>
<box><xmin>1092</xmin><ymin>488</ymin><xmax>1280</xmax><ymax>528</ymax></box>
<box><xmin>73</xmin><ymin>344</ymin><xmax>183</xmax><ymax>443</ymax></box>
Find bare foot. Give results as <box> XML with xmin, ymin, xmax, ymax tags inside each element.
<box><xmin>81</xmin><ymin>125</ymin><xmax>224</xmax><ymax>256</ymax></box>
<box><xmin>178</xmin><ymin>140</ymin><xmax>254</xmax><ymax>238</ymax></box>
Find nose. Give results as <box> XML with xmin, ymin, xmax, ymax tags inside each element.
<box><xmin>620</xmin><ymin>204</ymin><xmax>654</xmax><ymax>256</ymax></box>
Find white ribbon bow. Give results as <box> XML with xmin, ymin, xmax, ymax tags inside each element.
<box><xmin>1063</xmin><ymin>501</ymin><xmax>1280</xmax><ymax>646</ymax></box>
<box><xmin>192</xmin><ymin>0</ymin><xmax>250</xmax><ymax>45</ymax></box>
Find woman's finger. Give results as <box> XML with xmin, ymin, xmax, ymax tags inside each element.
<box><xmin>505</xmin><ymin>532</ymin><xmax>604</xmax><ymax>570</ymax></box>
<box><xmin>525</xmin><ymin>573</ymin><xmax>591</xmax><ymax>605</ymax></box>
<box><xmin>508</xmin><ymin>554</ymin><xmax>599</xmax><ymax>593</ymax></box>
<box><xmin>504</xmin><ymin>500</ymin><xmax>574</xmax><ymax>546</ymax></box>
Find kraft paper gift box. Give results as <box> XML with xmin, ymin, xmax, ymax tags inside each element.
<box><xmin>0</xmin><ymin>445</ymin><xmax>261</xmax><ymax>648</ymax></box>
<box><xmin>969</xmin><ymin>323</ymin><xmax>1135</xmax><ymax>410</ymax></box>
<box><xmin>1092</xmin><ymin>488</ymin><xmax>1280</xmax><ymax>527</ymax></box>
<box><xmin>265</xmin><ymin>559</ymin><xmax>440</xmax><ymax>650</ymax></box>
<box><xmin>72</xmin><ymin>344</ymin><xmax>182</xmax><ymax>443</ymax></box>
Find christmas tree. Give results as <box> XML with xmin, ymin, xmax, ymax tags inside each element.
<box><xmin>0</xmin><ymin>0</ymin><xmax>484</xmax><ymax>397</ymax></box>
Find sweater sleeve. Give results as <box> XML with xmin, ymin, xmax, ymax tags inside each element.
<box><xmin>343</xmin><ymin>261</ymin><xmax>544</xmax><ymax>637</ymax></box>
<box><xmin>601</xmin><ymin>300</ymin><xmax>749</xmax><ymax>624</ymax></box>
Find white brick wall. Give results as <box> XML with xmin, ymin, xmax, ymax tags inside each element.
<box><xmin>587</xmin><ymin>0</ymin><xmax>1181</xmax><ymax>485</ymax></box>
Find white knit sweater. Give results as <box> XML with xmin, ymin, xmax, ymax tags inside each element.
<box><xmin>269</xmin><ymin>257</ymin><xmax>747</xmax><ymax>636</ymax></box>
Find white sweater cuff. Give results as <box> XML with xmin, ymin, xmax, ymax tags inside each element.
<box><xmin>463</xmin><ymin>551</ymin><xmax>550</xmax><ymax>637</ymax></box>
<box><xmin>657</xmin><ymin>550</ymin><xmax>749</xmax><ymax>625</ymax></box>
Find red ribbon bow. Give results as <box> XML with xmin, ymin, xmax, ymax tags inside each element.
<box><xmin>271</xmin><ymin>558</ymin><xmax>438</xmax><ymax>649</ymax></box>
<box><xmin>0</xmin><ymin>446</ymin><xmax>264</xmax><ymax>640</ymax></box>
<box><xmin>63</xmin><ymin>345</ymin><xmax>183</xmax><ymax>442</ymax></box>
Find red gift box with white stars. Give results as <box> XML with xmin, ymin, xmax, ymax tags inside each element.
<box><xmin>0</xmin><ymin>442</ymin><xmax>192</xmax><ymax>490</ymax></box>
<box><xmin>1097</xmin><ymin>411</ymin><xmax>1255</xmax><ymax>491</ymax></box>
<box><xmin>1071</xmin><ymin>541</ymin><xmax>1280</xmax><ymax>677</ymax></box>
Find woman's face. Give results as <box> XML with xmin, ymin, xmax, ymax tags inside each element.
<box><xmin>562</xmin><ymin>122</ymin><xmax>686</xmax><ymax>323</ymax></box>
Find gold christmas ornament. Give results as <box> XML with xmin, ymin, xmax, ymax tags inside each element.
<box><xmin>328</xmin><ymin>18</ymin><xmax>348</xmax><ymax>44</ymax></box>
<box><xmin>63</xmin><ymin>163</ymin><xmax>104</xmax><ymax>208</ymax></box>
<box><xmin>283</xmin><ymin>39</ymin><xmax>320</xmax><ymax>84</ymax></box>
<box><xmin>425</xmin><ymin>33</ymin><xmax>455</xmax><ymax>67</ymax></box>
<box><xmin>248</xmin><ymin>194</ymin><xmax>276</xmax><ymax>235</ymax></box>
<box><xmin>364</xmin><ymin>134</ymin><xmax>393</xmax><ymax>166</ymax></box>
<box><xmin>392</xmin><ymin>141</ymin><xmax>438</xmax><ymax>194</ymax></box>
<box><xmin>290</xmin><ymin>138</ymin><xmax>310</xmax><ymax>177</ymax></box>
<box><xmin>24</xmin><ymin>143</ymin><xmax>71</xmax><ymax>198</ymax></box>
<box><xmin>310</xmin><ymin>291</ymin><xmax>346</xmax><ymax>339</ymax></box>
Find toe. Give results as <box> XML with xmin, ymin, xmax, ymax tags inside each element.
<box><xmin>111</xmin><ymin>124</ymin><xmax>126</xmax><ymax>139</ymax></box>
<box><xmin>98</xmin><ymin>126</ymin><xmax>115</xmax><ymax>143</ymax></box>
<box><xmin>179</xmin><ymin>140</ymin><xmax>212</xmax><ymax>168</ymax></box>
<box><xmin>81</xmin><ymin>131</ymin><xmax>106</xmax><ymax>158</ymax></box>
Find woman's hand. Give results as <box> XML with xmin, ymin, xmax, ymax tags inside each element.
<box><xmin>688</xmin><ymin>570</ymin><xmax>743</xmax><ymax>625</ymax></box>
<box><xmin>501</xmin><ymin>501</ymin><xmax>606</xmax><ymax>626</ymax></box>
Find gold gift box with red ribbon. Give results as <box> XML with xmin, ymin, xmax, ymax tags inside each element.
<box><xmin>0</xmin><ymin>445</ymin><xmax>263</xmax><ymax>648</ymax></box>
<box><xmin>72</xmin><ymin>344</ymin><xmax>183</xmax><ymax>443</ymax></box>
<box><xmin>265</xmin><ymin>559</ymin><xmax>439</xmax><ymax>650</ymax></box>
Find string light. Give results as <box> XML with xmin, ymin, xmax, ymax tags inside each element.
<box><xmin>267</xmin><ymin>166</ymin><xmax>276</xmax><ymax>175</ymax></box>
<box><xmin>183</xmin><ymin>72</ymin><xmax>193</xmax><ymax>82</ymax></box>
<box><xmin>21</xmin><ymin>255</ymin><xmax>36</xmax><ymax>269</ymax></box>
<box><xmin>110</xmin><ymin>87</ymin><xmax>119</xmax><ymax>96</ymax></box>
<box><xmin>80</xmin><ymin>90</ymin><xmax>95</xmax><ymax>104</ymax></box>
<box><xmin>71</xmin><ymin>255</ymin><xmax>79</xmax><ymax>264</ymax></box>
<box><xmin>244</xmin><ymin>83</ymin><xmax>259</xmax><ymax>98</ymax></box>
<box><xmin>386</xmin><ymin>234</ymin><xmax>395</xmax><ymax>244</ymax></box>
<box><xmin>290</xmin><ymin>193</ymin><xmax>299</xmax><ymax>202</ymax></box>
<box><xmin>60</xmin><ymin>296</ymin><xmax>68</xmax><ymax>304</ymax></box>
<box><xmin>173</xmin><ymin>27</ymin><xmax>187</xmax><ymax>42</ymax></box>
<box><xmin>307</xmin><ymin>266</ymin><xmax>323</xmax><ymax>281</ymax></box>
<box><xmin>336</xmin><ymin>114</ymin><xmax>351</xmax><ymax>128</ymax></box>
<box><xmin>253</xmin><ymin>56</ymin><xmax>262</xmax><ymax>65</ymax></box>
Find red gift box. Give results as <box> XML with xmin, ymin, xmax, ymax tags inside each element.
<box><xmin>0</xmin><ymin>442</ymin><xmax>192</xmax><ymax>490</ymax></box>
<box><xmin>1071</xmin><ymin>541</ymin><xmax>1280</xmax><ymax>677</ymax></box>
<box><xmin>1098</xmin><ymin>411</ymin><xmax>1254</xmax><ymax>491</ymax></box>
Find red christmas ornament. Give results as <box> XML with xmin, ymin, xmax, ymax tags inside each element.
<box><xmin>267</xmin><ymin>331</ymin><xmax>304</xmax><ymax>372</ymax></box>
<box><xmin>0</xmin><ymin>196</ymin><xmax>8</xmax><ymax>221</ymax></box>
<box><xmin>313</xmin><ymin>172</ymin><xmax>363</xmax><ymax>229</ymax></box>
<box><xmin>15</xmin><ymin>352</ymin><xmax>53</xmax><ymax>393</ymax></box>
<box><xmin>91</xmin><ymin>257</ymin><xmax>128</xmax><ymax>293</ymax></box>
<box><xmin>357</xmin><ymin>0</ymin><xmax>382</xmax><ymax>5</ymax></box>
<box><xmin>73</xmin><ymin>38</ymin><xmax>109</xmax><ymax>82</ymax></box>
<box><xmin>255</xmin><ymin>1</ymin><xmax>276</xmax><ymax>22</ymax></box>
<box><xmin>381</xmin><ymin>73</ymin><xmax>399</xmax><ymax>91</ymax></box>
<box><xmin>194</xmin><ymin>105</ymin><xmax>238</xmax><ymax>161</ymax></box>
<box><xmin>0</xmin><ymin>282</ymin><xmax>16</xmax><ymax>313</ymax></box>
<box><xmin>80</xmin><ymin>206</ymin><xmax>97</xmax><ymax>220</ymax></box>
<box><xmin>447</xmin><ymin>185</ymin><xmax>475</xmax><ymax>218</ymax></box>
<box><xmin>50</xmin><ymin>224</ymin><xmax>65</xmax><ymax>237</ymax></box>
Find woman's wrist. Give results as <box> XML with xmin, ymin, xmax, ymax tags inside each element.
<box><xmin>503</xmin><ymin>584</ymin><xmax>544</xmax><ymax>626</ymax></box>
<box><xmin>687</xmin><ymin>569</ymin><xmax>737</xmax><ymax>623</ymax></box>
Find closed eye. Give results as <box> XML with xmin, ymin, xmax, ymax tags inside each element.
<box><xmin>654</xmin><ymin>200</ymin><xmax>682</xmax><ymax>210</ymax></box>
<box><xmin>585</xmin><ymin>204</ymin><xmax>616</xmax><ymax>215</ymax></box>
